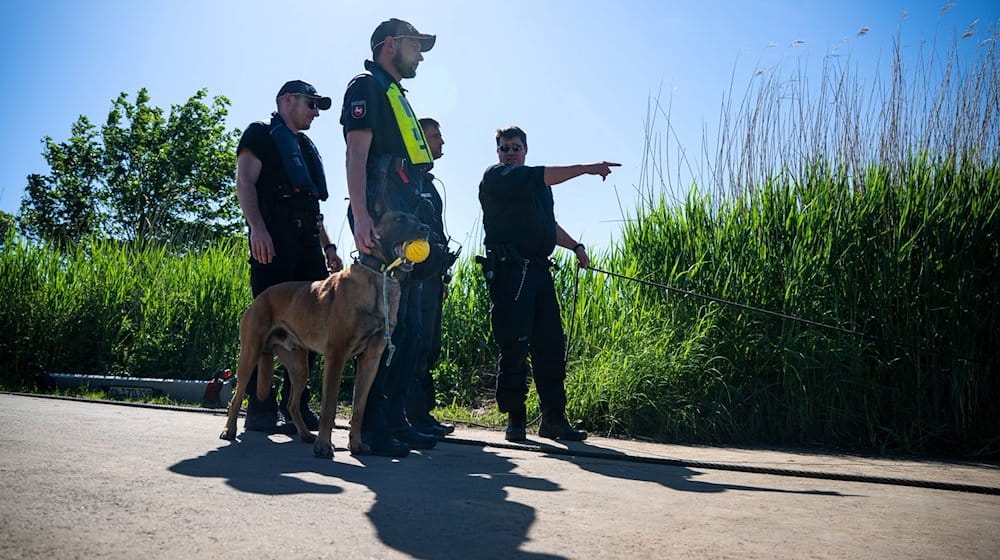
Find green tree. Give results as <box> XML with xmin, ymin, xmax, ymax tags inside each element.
<box><xmin>18</xmin><ymin>117</ymin><xmax>104</xmax><ymax>246</ymax></box>
<box><xmin>0</xmin><ymin>209</ymin><xmax>14</xmax><ymax>239</ymax></box>
<box><xmin>19</xmin><ymin>88</ymin><xmax>242</xmax><ymax>246</ymax></box>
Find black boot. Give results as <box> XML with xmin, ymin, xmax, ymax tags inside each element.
<box><xmin>430</xmin><ymin>416</ymin><xmax>455</xmax><ymax>435</ymax></box>
<box><xmin>279</xmin><ymin>372</ymin><xmax>319</xmax><ymax>431</ymax></box>
<box><xmin>539</xmin><ymin>410</ymin><xmax>587</xmax><ymax>441</ymax></box>
<box><xmin>410</xmin><ymin>412</ymin><xmax>454</xmax><ymax>437</ymax></box>
<box><xmin>393</xmin><ymin>426</ymin><xmax>438</xmax><ymax>450</ymax></box>
<box><xmin>505</xmin><ymin>406</ymin><xmax>527</xmax><ymax>442</ymax></box>
<box><xmin>361</xmin><ymin>432</ymin><xmax>411</xmax><ymax>458</ymax></box>
<box><xmin>245</xmin><ymin>383</ymin><xmax>280</xmax><ymax>432</ymax></box>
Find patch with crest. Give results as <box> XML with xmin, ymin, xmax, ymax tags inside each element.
<box><xmin>351</xmin><ymin>100</ymin><xmax>366</xmax><ymax>119</ymax></box>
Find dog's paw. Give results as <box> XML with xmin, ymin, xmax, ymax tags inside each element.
<box><xmin>219</xmin><ymin>429</ymin><xmax>236</xmax><ymax>441</ymax></box>
<box><xmin>348</xmin><ymin>440</ymin><xmax>370</xmax><ymax>456</ymax></box>
<box><xmin>314</xmin><ymin>441</ymin><xmax>335</xmax><ymax>459</ymax></box>
<box><xmin>299</xmin><ymin>432</ymin><xmax>317</xmax><ymax>444</ymax></box>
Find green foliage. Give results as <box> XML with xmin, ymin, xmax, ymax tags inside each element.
<box><xmin>578</xmin><ymin>156</ymin><xmax>998</xmax><ymax>453</ymax></box>
<box><xmin>0</xmin><ymin>210</ymin><xmax>13</xmax><ymax>240</ymax></box>
<box><xmin>19</xmin><ymin>117</ymin><xmax>104</xmax><ymax>245</ymax></box>
<box><xmin>18</xmin><ymin>88</ymin><xmax>241</xmax><ymax>247</ymax></box>
<box><xmin>0</xmin><ymin>234</ymin><xmax>249</xmax><ymax>385</ymax></box>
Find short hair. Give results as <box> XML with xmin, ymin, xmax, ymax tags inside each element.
<box><xmin>419</xmin><ymin>117</ymin><xmax>440</xmax><ymax>130</ymax></box>
<box><xmin>495</xmin><ymin>126</ymin><xmax>527</xmax><ymax>147</ymax></box>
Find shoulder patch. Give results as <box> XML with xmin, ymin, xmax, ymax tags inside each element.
<box><xmin>351</xmin><ymin>100</ymin><xmax>366</xmax><ymax>119</ymax></box>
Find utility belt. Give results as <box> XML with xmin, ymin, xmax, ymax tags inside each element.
<box><xmin>273</xmin><ymin>183</ymin><xmax>321</xmax><ymax>200</ymax></box>
<box><xmin>487</xmin><ymin>244</ymin><xmax>552</xmax><ymax>266</ymax></box>
<box><xmin>476</xmin><ymin>244</ymin><xmax>556</xmax><ymax>283</ymax></box>
<box><xmin>265</xmin><ymin>203</ymin><xmax>322</xmax><ymax>232</ymax></box>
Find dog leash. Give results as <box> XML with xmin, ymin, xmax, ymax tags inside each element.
<box><xmin>381</xmin><ymin>273</ymin><xmax>396</xmax><ymax>366</ymax></box>
<box><xmin>565</xmin><ymin>266</ymin><xmax>581</xmax><ymax>362</ymax></box>
<box><xmin>354</xmin><ymin>239</ymin><xmax>431</xmax><ymax>367</ymax></box>
<box><xmin>354</xmin><ymin>256</ymin><xmax>402</xmax><ymax>366</ymax></box>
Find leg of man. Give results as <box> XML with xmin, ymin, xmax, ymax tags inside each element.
<box><xmin>406</xmin><ymin>275</ymin><xmax>450</xmax><ymax>436</ymax></box>
<box><xmin>244</xmin><ymin>224</ymin><xmax>299</xmax><ymax>433</ymax></box>
<box><xmin>423</xmin><ymin>277</ymin><xmax>453</xmax><ymax>433</ymax></box>
<box><xmin>424</xmin><ymin>278</ymin><xmax>445</xmax><ymax>413</ymax></box>
<box><xmin>489</xmin><ymin>262</ymin><xmax>536</xmax><ymax>442</ymax></box>
<box><xmin>361</xmin><ymin>281</ymin><xmax>434</xmax><ymax>455</ymax></box>
<box><xmin>276</xmin><ymin>239</ymin><xmax>329</xmax><ymax>431</ymax></box>
<box><xmin>384</xmin><ymin>281</ymin><xmax>437</xmax><ymax>450</ymax></box>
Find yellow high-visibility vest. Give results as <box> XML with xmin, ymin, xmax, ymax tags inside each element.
<box><xmin>385</xmin><ymin>82</ymin><xmax>433</xmax><ymax>166</ymax></box>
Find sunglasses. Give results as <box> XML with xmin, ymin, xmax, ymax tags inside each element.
<box><xmin>498</xmin><ymin>144</ymin><xmax>523</xmax><ymax>153</ymax></box>
<box><xmin>293</xmin><ymin>94</ymin><xmax>318</xmax><ymax>110</ymax></box>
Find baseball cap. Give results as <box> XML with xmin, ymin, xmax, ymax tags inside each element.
<box><xmin>275</xmin><ymin>80</ymin><xmax>332</xmax><ymax>110</ymax></box>
<box><xmin>370</xmin><ymin>18</ymin><xmax>436</xmax><ymax>52</ymax></box>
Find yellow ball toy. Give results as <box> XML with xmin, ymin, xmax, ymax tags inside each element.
<box><xmin>403</xmin><ymin>239</ymin><xmax>430</xmax><ymax>263</ymax></box>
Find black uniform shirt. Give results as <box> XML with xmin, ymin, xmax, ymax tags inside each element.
<box><xmin>340</xmin><ymin>61</ymin><xmax>409</xmax><ymax>167</ymax></box>
<box><xmin>479</xmin><ymin>163</ymin><xmax>556</xmax><ymax>258</ymax></box>
<box><xmin>237</xmin><ymin>121</ymin><xmax>320</xmax><ymax>215</ymax></box>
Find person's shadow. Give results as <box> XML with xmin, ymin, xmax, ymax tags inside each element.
<box><xmin>170</xmin><ymin>431</ymin><xmax>567</xmax><ymax>560</ymax></box>
<box><xmin>526</xmin><ymin>436</ymin><xmax>847</xmax><ymax>497</ymax></box>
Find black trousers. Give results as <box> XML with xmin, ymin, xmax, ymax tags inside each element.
<box><xmin>488</xmin><ymin>260</ymin><xmax>567</xmax><ymax>414</ymax></box>
<box><xmin>406</xmin><ymin>275</ymin><xmax>444</xmax><ymax>418</ymax></box>
<box><xmin>248</xmin><ymin>215</ymin><xmax>327</xmax><ymax>297</ymax></box>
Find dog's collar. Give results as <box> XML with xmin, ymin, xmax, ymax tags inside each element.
<box><xmin>355</xmin><ymin>253</ymin><xmax>410</xmax><ymax>280</ymax></box>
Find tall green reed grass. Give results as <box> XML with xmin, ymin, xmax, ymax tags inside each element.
<box><xmin>559</xmin><ymin>34</ymin><xmax>999</xmax><ymax>454</ymax></box>
<box><xmin>0</xmin><ymin>233</ymin><xmax>248</xmax><ymax>383</ymax></box>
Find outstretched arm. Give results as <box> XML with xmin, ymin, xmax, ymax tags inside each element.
<box><xmin>543</xmin><ymin>161</ymin><xmax>621</xmax><ymax>186</ymax></box>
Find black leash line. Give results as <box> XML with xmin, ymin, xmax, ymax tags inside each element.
<box><xmin>565</xmin><ymin>266</ymin><xmax>581</xmax><ymax>362</ymax></box>
<box><xmin>580</xmin><ymin>265</ymin><xmax>973</xmax><ymax>363</ymax></box>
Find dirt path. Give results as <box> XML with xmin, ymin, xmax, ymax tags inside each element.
<box><xmin>1</xmin><ymin>393</ymin><xmax>997</xmax><ymax>559</ymax></box>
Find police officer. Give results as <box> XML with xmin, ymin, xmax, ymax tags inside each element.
<box><xmin>405</xmin><ymin>117</ymin><xmax>458</xmax><ymax>437</ymax></box>
<box><xmin>235</xmin><ymin>80</ymin><xmax>343</xmax><ymax>433</ymax></box>
<box><xmin>478</xmin><ymin>125</ymin><xmax>620</xmax><ymax>442</ymax></box>
<box><xmin>340</xmin><ymin>18</ymin><xmax>441</xmax><ymax>457</ymax></box>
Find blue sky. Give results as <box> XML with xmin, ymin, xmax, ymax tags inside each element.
<box><xmin>1</xmin><ymin>0</ymin><xmax>996</xmax><ymax>254</ymax></box>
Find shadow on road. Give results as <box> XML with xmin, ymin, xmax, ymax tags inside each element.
<box><xmin>169</xmin><ymin>431</ymin><xmax>346</xmax><ymax>496</ymax></box>
<box><xmin>535</xmin><ymin>438</ymin><xmax>847</xmax><ymax>496</ymax></box>
<box><xmin>170</xmin><ymin>432</ymin><xmax>566</xmax><ymax>560</ymax></box>
<box><xmin>170</xmin><ymin>429</ymin><xmax>847</xmax><ymax>559</ymax></box>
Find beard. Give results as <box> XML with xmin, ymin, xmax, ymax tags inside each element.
<box><xmin>392</xmin><ymin>51</ymin><xmax>418</xmax><ymax>79</ymax></box>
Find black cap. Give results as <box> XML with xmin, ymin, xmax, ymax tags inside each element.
<box><xmin>275</xmin><ymin>80</ymin><xmax>332</xmax><ymax>110</ymax></box>
<box><xmin>370</xmin><ymin>18</ymin><xmax>436</xmax><ymax>52</ymax></box>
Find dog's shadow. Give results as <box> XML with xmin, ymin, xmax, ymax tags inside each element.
<box><xmin>169</xmin><ymin>431</ymin><xmax>347</xmax><ymax>496</ymax></box>
<box><xmin>170</xmin><ymin>431</ymin><xmax>567</xmax><ymax>560</ymax></box>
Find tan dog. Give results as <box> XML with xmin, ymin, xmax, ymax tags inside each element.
<box><xmin>220</xmin><ymin>211</ymin><xmax>429</xmax><ymax>458</ymax></box>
